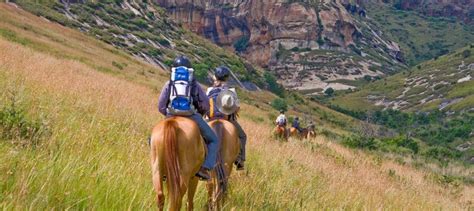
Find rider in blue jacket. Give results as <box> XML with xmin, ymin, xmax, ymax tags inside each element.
<box><xmin>292</xmin><ymin>117</ymin><xmax>303</xmax><ymax>133</ymax></box>
<box><xmin>157</xmin><ymin>56</ymin><xmax>218</xmax><ymax>180</ymax></box>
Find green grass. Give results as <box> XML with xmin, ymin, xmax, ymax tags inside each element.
<box><xmin>367</xmin><ymin>4</ymin><xmax>474</xmax><ymax>66</ymax></box>
<box><xmin>332</xmin><ymin>45</ymin><xmax>474</xmax><ymax>112</ymax></box>
<box><xmin>448</xmin><ymin>80</ymin><xmax>474</xmax><ymax>99</ymax></box>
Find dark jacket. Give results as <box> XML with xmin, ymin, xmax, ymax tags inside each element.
<box><xmin>292</xmin><ymin>120</ymin><xmax>301</xmax><ymax>129</ymax></box>
<box><xmin>158</xmin><ymin>81</ymin><xmax>210</xmax><ymax>116</ymax></box>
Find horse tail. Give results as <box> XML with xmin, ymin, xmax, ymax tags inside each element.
<box><xmin>212</xmin><ymin>121</ymin><xmax>228</xmax><ymax>195</ymax></box>
<box><xmin>162</xmin><ymin>119</ymin><xmax>181</xmax><ymax>204</ymax></box>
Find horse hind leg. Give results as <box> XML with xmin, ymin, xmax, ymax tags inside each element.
<box><xmin>151</xmin><ymin>137</ymin><xmax>165</xmax><ymax>210</ymax></box>
<box><xmin>206</xmin><ymin>179</ymin><xmax>217</xmax><ymax>211</ymax></box>
<box><xmin>187</xmin><ymin>177</ymin><xmax>199</xmax><ymax>211</ymax></box>
<box><xmin>152</xmin><ymin>165</ymin><xmax>165</xmax><ymax>211</ymax></box>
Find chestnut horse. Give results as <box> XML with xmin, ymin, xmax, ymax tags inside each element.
<box><xmin>207</xmin><ymin>119</ymin><xmax>240</xmax><ymax>210</ymax></box>
<box><xmin>150</xmin><ymin>117</ymin><xmax>206</xmax><ymax>211</ymax></box>
<box><xmin>306</xmin><ymin>130</ymin><xmax>316</xmax><ymax>139</ymax></box>
<box><xmin>274</xmin><ymin>125</ymin><xmax>288</xmax><ymax>141</ymax></box>
<box><xmin>289</xmin><ymin>127</ymin><xmax>309</xmax><ymax>139</ymax></box>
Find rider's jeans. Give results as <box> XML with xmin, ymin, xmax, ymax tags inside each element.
<box><xmin>230</xmin><ymin>119</ymin><xmax>247</xmax><ymax>162</ymax></box>
<box><xmin>188</xmin><ymin>113</ymin><xmax>219</xmax><ymax>170</ymax></box>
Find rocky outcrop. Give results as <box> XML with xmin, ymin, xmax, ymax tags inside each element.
<box><xmin>156</xmin><ymin>0</ymin><xmax>405</xmax><ymax>93</ymax></box>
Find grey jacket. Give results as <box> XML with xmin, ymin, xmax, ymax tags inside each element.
<box><xmin>158</xmin><ymin>81</ymin><xmax>210</xmax><ymax>116</ymax></box>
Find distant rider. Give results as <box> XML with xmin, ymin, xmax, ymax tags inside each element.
<box><xmin>275</xmin><ymin>110</ymin><xmax>287</xmax><ymax>127</ymax></box>
<box><xmin>206</xmin><ymin>66</ymin><xmax>247</xmax><ymax>170</ymax></box>
<box><xmin>292</xmin><ymin>117</ymin><xmax>303</xmax><ymax>133</ymax></box>
<box><xmin>157</xmin><ymin>55</ymin><xmax>218</xmax><ymax>180</ymax></box>
<box><xmin>307</xmin><ymin>121</ymin><xmax>315</xmax><ymax>132</ymax></box>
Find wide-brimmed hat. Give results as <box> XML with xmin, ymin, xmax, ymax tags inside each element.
<box><xmin>216</xmin><ymin>89</ymin><xmax>239</xmax><ymax>115</ymax></box>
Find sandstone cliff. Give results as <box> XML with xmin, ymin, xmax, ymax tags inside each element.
<box><xmin>156</xmin><ymin>0</ymin><xmax>405</xmax><ymax>93</ymax></box>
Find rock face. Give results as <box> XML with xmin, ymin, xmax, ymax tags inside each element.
<box><xmin>156</xmin><ymin>0</ymin><xmax>405</xmax><ymax>93</ymax></box>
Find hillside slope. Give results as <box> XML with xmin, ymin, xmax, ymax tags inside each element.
<box><xmin>368</xmin><ymin>0</ymin><xmax>474</xmax><ymax>24</ymax></box>
<box><xmin>14</xmin><ymin>0</ymin><xmax>384</xmax><ymax>137</ymax></box>
<box><xmin>0</xmin><ymin>3</ymin><xmax>473</xmax><ymax>210</ymax></box>
<box><xmin>330</xmin><ymin>45</ymin><xmax>474</xmax><ymax>163</ymax></box>
<box><xmin>12</xmin><ymin>0</ymin><xmax>264</xmax><ymax>89</ymax></box>
<box><xmin>332</xmin><ymin>45</ymin><xmax>474</xmax><ymax>112</ymax></box>
<box><xmin>366</xmin><ymin>3</ymin><xmax>474</xmax><ymax>66</ymax></box>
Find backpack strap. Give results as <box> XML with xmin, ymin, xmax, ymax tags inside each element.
<box><xmin>209</xmin><ymin>97</ymin><xmax>215</xmax><ymax>119</ymax></box>
<box><xmin>166</xmin><ymin>81</ymin><xmax>173</xmax><ymax>107</ymax></box>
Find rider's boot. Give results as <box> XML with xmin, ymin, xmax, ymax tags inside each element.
<box><xmin>235</xmin><ymin>160</ymin><xmax>245</xmax><ymax>171</ymax></box>
<box><xmin>196</xmin><ymin>167</ymin><xmax>211</xmax><ymax>181</ymax></box>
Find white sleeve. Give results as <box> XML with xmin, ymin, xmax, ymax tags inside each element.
<box><xmin>206</xmin><ymin>87</ymin><xmax>213</xmax><ymax>96</ymax></box>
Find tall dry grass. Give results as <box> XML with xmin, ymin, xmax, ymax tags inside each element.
<box><xmin>0</xmin><ymin>3</ymin><xmax>472</xmax><ymax>210</ymax></box>
<box><xmin>1</xmin><ymin>38</ymin><xmax>472</xmax><ymax>210</ymax></box>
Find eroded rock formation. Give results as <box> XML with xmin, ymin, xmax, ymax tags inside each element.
<box><xmin>156</xmin><ymin>0</ymin><xmax>405</xmax><ymax>93</ymax></box>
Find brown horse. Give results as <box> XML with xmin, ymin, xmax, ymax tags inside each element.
<box><xmin>274</xmin><ymin>125</ymin><xmax>287</xmax><ymax>141</ymax></box>
<box><xmin>289</xmin><ymin>127</ymin><xmax>311</xmax><ymax>140</ymax></box>
<box><xmin>207</xmin><ymin>119</ymin><xmax>240</xmax><ymax>210</ymax></box>
<box><xmin>306</xmin><ymin>130</ymin><xmax>316</xmax><ymax>139</ymax></box>
<box><xmin>150</xmin><ymin>117</ymin><xmax>206</xmax><ymax>211</ymax></box>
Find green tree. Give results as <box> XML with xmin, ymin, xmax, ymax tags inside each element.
<box><xmin>324</xmin><ymin>87</ymin><xmax>334</xmax><ymax>96</ymax></box>
<box><xmin>233</xmin><ymin>36</ymin><xmax>249</xmax><ymax>52</ymax></box>
<box><xmin>264</xmin><ymin>72</ymin><xmax>285</xmax><ymax>97</ymax></box>
<box><xmin>462</xmin><ymin>49</ymin><xmax>471</xmax><ymax>58</ymax></box>
<box><xmin>193</xmin><ymin>63</ymin><xmax>210</xmax><ymax>82</ymax></box>
<box><xmin>271</xmin><ymin>98</ymin><xmax>288</xmax><ymax>112</ymax></box>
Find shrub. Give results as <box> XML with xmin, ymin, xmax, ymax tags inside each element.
<box><xmin>324</xmin><ymin>87</ymin><xmax>334</xmax><ymax>96</ymax></box>
<box><xmin>264</xmin><ymin>72</ymin><xmax>285</xmax><ymax>97</ymax></box>
<box><xmin>423</xmin><ymin>146</ymin><xmax>460</xmax><ymax>163</ymax></box>
<box><xmin>158</xmin><ymin>38</ymin><xmax>171</xmax><ymax>47</ymax></box>
<box><xmin>271</xmin><ymin>98</ymin><xmax>288</xmax><ymax>112</ymax></box>
<box><xmin>342</xmin><ymin>136</ymin><xmax>378</xmax><ymax>150</ymax></box>
<box><xmin>233</xmin><ymin>35</ymin><xmax>249</xmax><ymax>52</ymax></box>
<box><xmin>363</xmin><ymin>75</ymin><xmax>372</xmax><ymax>82</ymax></box>
<box><xmin>112</xmin><ymin>61</ymin><xmax>124</xmax><ymax>70</ymax></box>
<box><xmin>0</xmin><ymin>101</ymin><xmax>48</xmax><ymax>146</ymax></box>
<box><xmin>462</xmin><ymin>49</ymin><xmax>471</xmax><ymax>58</ymax></box>
<box><xmin>193</xmin><ymin>63</ymin><xmax>210</xmax><ymax>82</ymax></box>
<box><xmin>381</xmin><ymin>136</ymin><xmax>419</xmax><ymax>154</ymax></box>
<box><xmin>317</xmin><ymin>36</ymin><xmax>325</xmax><ymax>46</ymax></box>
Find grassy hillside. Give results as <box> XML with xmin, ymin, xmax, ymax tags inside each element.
<box><xmin>1</xmin><ymin>3</ymin><xmax>473</xmax><ymax>210</ymax></box>
<box><xmin>330</xmin><ymin>45</ymin><xmax>474</xmax><ymax>163</ymax></box>
<box><xmin>366</xmin><ymin>4</ymin><xmax>474</xmax><ymax>66</ymax></box>
<box><xmin>7</xmin><ymin>0</ymin><xmax>372</xmax><ymax>135</ymax></box>
<box><xmin>11</xmin><ymin>0</ymin><xmax>266</xmax><ymax>86</ymax></box>
<box><xmin>332</xmin><ymin>45</ymin><xmax>474</xmax><ymax>112</ymax></box>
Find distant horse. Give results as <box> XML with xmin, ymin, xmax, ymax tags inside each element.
<box><xmin>207</xmin><ymin>119</ymin><xmax>240</xmax><ymax>210</ymax></box>
<box><xmin>274</xmin><ymin>125</ymin><xmax>288</xmax><ymax>141</ymax></box>
<box><xmin>150</xmin><ymin>117</ymin><xmax>206</xmax><ymax>211</ymax></box>
<box><xmin>289</xmin><ymin>127</ymin><xmax>311</xmax><ymax>140</ymax></box>
<box><xmin>306</xmin><ymin>129</ymin><xmax>316</xmax><ymax>139</ymax></box>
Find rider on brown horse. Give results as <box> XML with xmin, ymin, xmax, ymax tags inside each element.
<box><xmin>206</xmin><ymin>66</ymin><xmax>247</xmax><ymax>170</ymax></box>
<box><xmin>275</xmin><ymin>110</ymin><xmax>287</xmax><ymax>127</ymax></box>
<box><xmin>292</xmin><ymin>117</ymin><xmax>303</xmax><ymax>133</ymax></box>
<box><xmin>157</xmin><ymin>56</ymin><xmax>219</xmax><ymax>180</ymax></box>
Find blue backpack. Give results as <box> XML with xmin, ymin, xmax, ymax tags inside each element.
<box><xmin>167</xmin><ymin>66</ymin><xmax>195</xmax><ymax>116</ymax></box>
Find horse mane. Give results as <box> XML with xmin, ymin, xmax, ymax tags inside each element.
<box><xmin>162</xmin><ymin>119</ymin><xmax>182</xmax><ymax>204</ymax></box>
<box><xmin>212</xmin><ymin>120</ymin><xmax>229</xmax><ymax>196</ymax></box>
